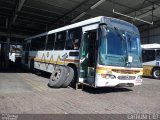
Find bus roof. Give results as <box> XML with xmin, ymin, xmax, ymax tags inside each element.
<box><xmin>24</xmin><ymin>16</ymin><xmax>103</xmax><ymax>40</ymax></box>
<box><xmin>141</xmin><ymin>43</ymin><xmax>160</xmax><ymax>49</ymax></box>
<box><xmin>24</xmin><ymin>16</ymin><xmax>137</xmax><ymax>41</ymax></box>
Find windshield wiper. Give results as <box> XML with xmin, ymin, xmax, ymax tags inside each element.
<box><xmin>114</xmin><ymin>27</ymin><xmax>125</xmax><ymax>41</ymax></box>
<box><xmin>114</xmin><ymin>27</ymin><xmax>132</xmax><ymax>67</ymax></box>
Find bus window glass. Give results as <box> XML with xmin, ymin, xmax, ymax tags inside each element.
<box><xmin>30</xmin><ymin>38</ymin><xmax>36</xmax><ymax>50</ymax></box>
<box><xmin>39</xmin><ymin>36</ymin><xmax>46</xmax><ymax>50</ymax></box>
<box><xmin>46</xmin><ymin>34</ymin><xmax>55</xmax><ymax>50</ymax></box>
<box><xmin>126</xmin><ymin>33</ymin><xmax>140</xmax><ymax>56</ymax></box>
<box><xmin>156</xmin><ymin>50</ymin><xmax>160</xmax><ymax>60</ymax></box>
<box><xmin>99</xmin><ymin>26</ymin><xmax>141</xmax><ymax>68</ymax></box>
<box><xmin>31</xmin><ymin>36</ymin><xmax>46</xmax><ymax>51</ymax></box>
<box><xmin>66</xmin><ymin>28</ymin><xmax>81</xmax><ymax>50</ymax></box>
<box><xmin>54</xmin><ymin>31</ymin><xmax>66</xmax><ymax>50</ymax></box>
<box><xmin>142</xmin><ymin>50</ymin><xmax>155</xmax><ymax>62</ymax></box>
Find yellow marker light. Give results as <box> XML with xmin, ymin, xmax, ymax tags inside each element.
<box><xmin>136</xmin><ymin>75</ymin><xmax>142</xmax><ymax>83</ymax></box>
<box><xmin>101</xmin><ymin>74</ymin><xmax>116</xmax><ymax>79</ymax></box>
<box><xmin>107</xmin><ymin>71</ymin><xmax>112</xmax><ymax>74</ymax></box>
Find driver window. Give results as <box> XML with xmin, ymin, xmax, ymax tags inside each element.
<box><xmin>66</xmin><ymin>27</ymin><xmax>81</xmax><ymax>50</ymax></box>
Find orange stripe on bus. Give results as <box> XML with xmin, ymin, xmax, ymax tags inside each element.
<box><xmin>34</xmin><ymin>58</ymin><xmax>79</xmax><ymax>63</ymax></box>
<box><xmin>96</xmin><ymin>67</ymin><xmax>142</xmax><ymax>74</ymax></box>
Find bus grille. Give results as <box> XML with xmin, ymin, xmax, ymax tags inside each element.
<box><xmin>118</xmin><ymin>76</ymin><xmax>136</xmax><ymax>80</ymax></box>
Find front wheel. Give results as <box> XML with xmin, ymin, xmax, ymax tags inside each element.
<box><xmin>61</xmin><ymin>67</ymin><xmax>74</xmax><ymax>88</ymax></box>
<box><xmin>152</xmin><ymin>68</ymin><xmax>160</xmax><ymax>79</ymax></box>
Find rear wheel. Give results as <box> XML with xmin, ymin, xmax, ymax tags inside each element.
<box><xmin>48</xmin><ymin>66</ymin><xmax>68</xmax><ymax>88</ymax></box>
<box><xmin>61</xmin><ymin>67</ymin><xmax>74</xmax><ymax>88</ymax></box>
<box><xmin>152</xmin><ymin>68</ymin><xmax>160</xmax><ymax>79</ymax></box>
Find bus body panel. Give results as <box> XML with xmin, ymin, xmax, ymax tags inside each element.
<box><xmin>143</xmin><ymin>65</ymin><xmax>153</xmax><ymax>76</ymax></box>
<box><xmin>22</xmin><ymin>50</ymin><xmax>79</xmax><ymax>73</ymax></box>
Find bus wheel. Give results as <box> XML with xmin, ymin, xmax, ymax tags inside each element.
<box><xmin>48</xmin><ymin>66</ymin><xmax>68</xmax><ymax>88</ymax></box>
<box><xmin>152</xmin><ymin>68</ymin><xmax>160</xmax><ymax>79</ymax></box>
<box><xmin>61</xmin><ymin>67</ymin><xmax>74</xmax><ymax>88</ymax></box>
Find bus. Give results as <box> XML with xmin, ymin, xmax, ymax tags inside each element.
<box><xmin>141</xmin><ymin>43</ymin><xmax>160</xmax><ymax>79</ymax></box>
<box><xmin>22</xmin><ymin>16</ymin><xmax>143</xmax><ymax>88</ymax></box>
<box><xmin>9</xmin><ymin>44</ymin><xmax>22</xmax><ymax>63</ymax></box>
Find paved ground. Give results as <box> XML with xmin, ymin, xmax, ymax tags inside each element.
<box><xmin>0</xmin><ymin>69</ymin><xmax>160</xmax><ymax>114</ymax></box>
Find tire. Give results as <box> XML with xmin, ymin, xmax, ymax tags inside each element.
<box><xmin>48</xmin><ymin>66</ymin><xmax>68</xmax><ymax>88</ymax></box>
<box><xmin>61</xmin><ymin>67</ymin><xmax>74</xmax><ymax>88</ymax></box>
<box><xmin>152</xmin><ymin>68</ymin><xmax>160</xmax><ymax>79</ymax></box>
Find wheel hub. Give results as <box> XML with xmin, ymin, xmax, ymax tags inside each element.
<box><xmin>52</xmin><ymin>70</ymin><xmax>61</xmax><ymax>81</ymax></box>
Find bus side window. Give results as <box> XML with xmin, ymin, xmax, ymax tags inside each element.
<box><xmin>156</xmin><ymin>50</ymin><xmax>160</xmax><ymax>60</ymax></box>
<box><xmin>66</xmin><ymin>28</ymin><xmax>81</xmax><ymax>50</ymax></box>
<box><xmin>54</xmin><ymin>31</ymin><xmax>66</xmax><ymax>50</ymax></box>
<box><xmin>30</xmin><ymin>38</ymin><xmax>36</xmax><ymax>51</ymax></box>
<box><xmin>39</xmin><ymin>36</ymin><xmax>46</xmax><ymax>50</ymax></box>
<box><xmin>46</xmin><ymin>33</ymin><xmax>55</xmax><ymax>50</ymax></box>
<box><xmin>142</xmin><ymin>50</ymin><xmax>155</xmax><ymax>62</ymax></box>
<box><xmin>30</xmin><ymin>36</ymin><xmax>46</xmax><ymax>51</ymax></box>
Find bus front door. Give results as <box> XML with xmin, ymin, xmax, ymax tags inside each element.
<box><xmin>79</xmin><ymin>30</ymin><xmax>97</xmax><ymax>86</ymax></box>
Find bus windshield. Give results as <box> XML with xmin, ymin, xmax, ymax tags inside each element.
<box><xmin>99</xmin><ymin>26</ymin><xmax>142</xmax><ymax>68</ymax></box>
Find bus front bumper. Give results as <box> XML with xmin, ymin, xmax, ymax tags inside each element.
<box><xmin>95</xmin><ymin>74</ymin><xmax>143</xmax><ymax>87</ymax></box>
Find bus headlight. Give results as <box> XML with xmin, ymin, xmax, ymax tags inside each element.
<box><xmin>136</xmin><ymin>75</ymin><xmax>142</xmax><ymax>83</ymax></box>
<box><xmin>101</xmin><ymin>74</ymin><xmax>116</xmax><ymax>79</ymax></box>
<box><xmin>137</xmin><ymin>75</ymin><xmax>142</xmax><ymax>79</ymax></box>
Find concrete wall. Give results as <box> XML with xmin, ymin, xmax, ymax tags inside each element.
<box><xmin>139</xmin><ymin>24</ymin><xmax>160</xmax><ymax>44</ymax></box>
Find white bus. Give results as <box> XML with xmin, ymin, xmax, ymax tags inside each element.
<box><xmin>22</xmin><ymin>16</ymin><xmax>143</xmax><ymax>88</ymax></box>
<box><xmin>9</xmin><ymin>44</ymin><xmax>22</xmax><ymax>63</ymax></box>
<box><xmin>141</xmin><ymin>43</ymin><xmax>160</xmax><ymax>79</ymax></box>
